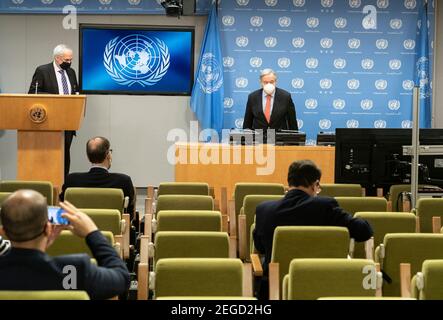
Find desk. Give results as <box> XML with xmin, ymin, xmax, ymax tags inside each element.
<box><xmin>175</xmin><ymin>143</ymin><xmax>335</xmax><ymax>200</ymax></box>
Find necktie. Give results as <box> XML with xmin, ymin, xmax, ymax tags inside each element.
<box><xmin>264</xmin><ymin>94</ymin><xmax>271</xmax><ymax>123</ymax></box>
<box><xmin>59</xmin><ymin>70</ymin><xmax>69</xmax><ymax>95</ymax></box>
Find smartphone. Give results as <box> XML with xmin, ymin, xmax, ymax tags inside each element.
<box><xmin>47</xmin><ymin>206</ymin><xmax>69</xmax><ymax>225</ymax></box>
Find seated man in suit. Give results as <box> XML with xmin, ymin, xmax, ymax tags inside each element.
<box><xmin>28</xmin><ymin>44</ymin><xmax>79</xmax><ymax>178</ymax></box>
<box><xmin>59</xmin><ymin>136</ymin><xmax>135</xmax><ymax>217</ymax></box>
<box><xmin>0</xmin><ymin>190</ymin><xmax>130</xmax><ymax>299</ymax></box>
<box><xmin>243</xmin><ymin>68</ymin><xmax>298</xmax><ymax>132</ymax></box>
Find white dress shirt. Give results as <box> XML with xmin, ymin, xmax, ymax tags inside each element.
<box><xmin>53</xmin><ymin>61</ymin><xmax>72</xmax><ymax>95</ymax></box>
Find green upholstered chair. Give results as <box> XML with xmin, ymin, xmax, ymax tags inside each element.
<box><xmin>0</xmin><ymin>291</ymin><xmax>89</xmax><ymax>300</ymax></box>
<box><xmin>285</xmin><ymin>259</ymin><xmax>380</xmax><ymax>300</ymax></box>
<box><xmin>154</xmin><ymin>258</ymin><xmax>244</xmax><ymax>298</ymax></box>
<box><xmin>156</xmin><ymin>297</ymin><xmax>257</xmax><ymax>300</ymax></box>
<box><xmin>157</xmin><ymin>210</ymin><xmax>222</xmax><ymax>232</ymax></box>
<box><xmin>335</xmin><ymin>197</ymin><xmax>387</xmax><ymax>216</ymax></box>
<box><xmin>318</xmin><ymin>184</ymin><xmax>363</xmax><ymax>197</ymax></box>
<box><xmin>0</xmin><ymin>192</ymin><xmax>12</xmax><ymax>206</ymax></box>
<box><xmin>375</xmin><ymin>233</ymin><xmax>443</xmax><ymax>296</ymax></box>
<box><xmin>317</xmin><ymin>297</ymin><xmax>416</xmax><ymax>300</ymax></box>
<box><xmin>158</xmin><ymin>182</ymin><xmax>210</xmax><ymax>196</ymax></box>
<box><xmin>64</xmin><ymin>187</ymin><xmax>125</xmax><ymax>213</ymax></box>
<box><xmin>0</xmin><ymin>180</ymin><xmax>53</xmax><ymax>205</ymax></box>
<box><xmin>412</xmin><ymin>259</ymin><xmax>443</xmax><ymax>300</ymax></box>
<box><xmin>388</xmin><ymin>184</ymin><xmax>411</xmax><ymax>212</ymax></box>
<box><xmin>238</xmin><ymin>195</ymin><xmax>284</xmax><ymax>260</ymax></box>
<box><xmin>353</xmin><ymin>212</ymin><xmax>416</xmax><ymax>259</ymax></box>
<box><xmin>156</xmin><ymin>195</ymin><xmax>214</xmax><ymax>213</ymax></box>
<box><xmin>414</xmin><ymin>198</ymin><xmax>443</xmax><ymax>233</ymax></box>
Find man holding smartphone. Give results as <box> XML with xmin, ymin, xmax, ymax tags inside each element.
<box><xmin>0</xmin><ymin>190</ymin><xmax>130</xmax><ymax>300</ymax></box>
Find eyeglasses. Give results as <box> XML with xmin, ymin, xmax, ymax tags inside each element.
<box><xmin>315</xmin><ymin>181</ymin><xmax>322</xmax><ymax>195</ymax></box>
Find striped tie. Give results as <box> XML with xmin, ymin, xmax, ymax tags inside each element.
<box><xmin>59</xmin><ymin>70</ymin><xmax>69</xmax><ymax>95</ymax></box>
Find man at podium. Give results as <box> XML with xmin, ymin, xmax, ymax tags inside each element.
<box><xmin>28</xmin><ymin>44</ymin><xmax>79</xmax><ymax>177</ymax></box>
<box><xmin>242</xmin><ymin>69</ymin><xmax>298</xmax><ymax>131</ymax></box>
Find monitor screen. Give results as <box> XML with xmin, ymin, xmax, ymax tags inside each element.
<box><xmin>79</xmin><ymin>24</ymin><xmax>195</xmax><ymax>95</ymax></box>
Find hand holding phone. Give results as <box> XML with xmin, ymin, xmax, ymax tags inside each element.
<box><xmin>47</xmin><ymin>206</ymin><xmax>70</xmax><ymax>225</ymax></box>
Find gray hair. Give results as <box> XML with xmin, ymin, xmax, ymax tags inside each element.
<box><xmin>260</xmin><ymin>68</ymin><xmax>277</xmax><ymax>81</ymax></box>
<box><xmin>53</xmin><ymin>44</ymin><xmax>72</xmax><ymax>58</ymax></box>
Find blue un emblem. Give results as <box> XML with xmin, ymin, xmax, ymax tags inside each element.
<box><xmin>103</xmin><ymin>34</ymin><xmax>170</xmax><ymax>87</ymax></box>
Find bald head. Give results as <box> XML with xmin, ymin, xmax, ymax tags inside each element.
<box><xmin>0</xmin><ymin>190</ymin><xmax>48</xmax><ymax>242</ymax></box>
<box><xmin>86</xmin><ymin>136</ymin><xmax>111</xmax><ymax>164</ymax></box>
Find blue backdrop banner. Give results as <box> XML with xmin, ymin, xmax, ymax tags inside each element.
<box><xmin>219</xmin><ymin>0</ymin><xmax>435</xmax><ymax>144</ymax></box>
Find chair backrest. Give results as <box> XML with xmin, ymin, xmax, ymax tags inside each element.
<box><xmin>157</xmin><ymin>210</ymin><xmax>221</xmax><ymax>232</ymax></box>
<box><xmin>47</xmin><ymin>230</ymin><xmax>115</xmax><ymax>258</ymax></box>
<box><xmin>154</xmin><ymin>231</ymin><xmax>230</xmax><ymax>265</ymax></box>
<box><xmin>318</xmin><ymin>184</ymin><xmax>362</xmax><ymax>197</ymax></box>
<box><xmin>242</xmin><ymin>194</ymin><xmax>284</xmax><ymax>257</ymax></box>
<box><xmin>233</xmin><ymin>183</ymin><xmax>285</xmax><ymax>216</ymax></box>
<box><xmin>65</xmin><ymin>188</ymin><xmax>124</xmax><ymax>213</ymax></box>
<box><xmin>0</xmin><ymin>192</ymin><xmax>12</xmax><ymax>206</ymax></box>
<box><xmin>335</xmin><ymin>197</ymin><xmax>387</xmax><ymax>216</ymax></box>
<box><xmin>82</xmin><ymin>209</ymin><xmax>121</xmax><ymax>235</ymax></box>
<box><xmin>158</xmin><ymin>182</ymin><xmax>209</xmax><ymax>196</ymax></box>
<box><xmin>0</xmin><ymin>291</ymin><xmax>89</xmax><ymax>300</ymax></box>
<box><xmin>376</xmin><ymin>233</ymin><xmax>443</xmax><ymax>296</ymax></box>
<box><xmin>287</xmin><ymin>258</ymin><xmax>377</xmax><ymax>300</ymax></box>
<box><xmin>415</xmin><ymin>259</ymin><xmax>443</xmax><ymax>300</ymax></box>
<box><xmin>416</xmin><ymin>198</ymin><xmax>443</xmax><ymax>233</ymax></box>
<box><xmin>271</xmin><ymin>226</ymin><xmax>350</xmax><ymax>284</ymax></box>
<box><xmin>156</xmin><ymin>195</ymin><xmax>214</xmax><ymax>212</ymax></box>
<box><xmin>388</xmin><ymin>184</ymin><xmax>411</xmax><ymax>212</ymax></box>
<box><xmin>155</xmin><ymin>258</ymin><xmax>243</xmax><ymax>298</ymax></box>
<box><xmin>0</xmin><ymin>180</ymin><xmax>53</xmax><ymax>205</ymax></box>
<box><xmin>353</xmin><ymin>212</ymin><xmax>416</xmax><ymax>258</ymax></box>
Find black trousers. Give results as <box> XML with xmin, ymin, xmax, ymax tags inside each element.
<box><xmin>64</xmin><ymin>131</ymin><xmax>74</xmax><ymax>178</ymax></box>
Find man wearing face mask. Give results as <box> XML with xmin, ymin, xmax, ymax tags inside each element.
<box><xmin>243</xmin><ymin>68</ymin><xmax>298</xmax><ymax>132</ymax></box>
<box><xmin>28</xmin><ymin>44</ymin><xmax>79</xmax><ymax>178</ymax></box>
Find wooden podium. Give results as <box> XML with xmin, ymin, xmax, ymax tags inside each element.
<box><xmin>0</xmin><ymin>94</ymin><xmax>86</xmax><ymax>190</ymax></box>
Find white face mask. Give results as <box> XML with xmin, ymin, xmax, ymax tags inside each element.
<box><xmin>263</xmin><ymin>83</ymin><xmax>275</xmax><ymax>95</ymax></box>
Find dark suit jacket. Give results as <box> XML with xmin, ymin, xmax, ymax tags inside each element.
<box><xmin>253</xmin><ymin>189</ymin><xmax>373</xmax><ymax>266</ymax></box>
<box><xmin>0</xmin><ymin>230</ymin><xmax>130</xmax><ymax>300</ymax></box>
<box><xmin>243</xmin><ymin>88</ymin><xmax>298</xmax><ymax>131</ymax></box>
<box><xmin>60</xmin><ymin>167</ymin><xmax>135</xmax><ymax>215</ymax></box>
<box><xmin>28</xmin><ymin>62</ymin><xmax>78</xmax><ymax>95</ymax></box>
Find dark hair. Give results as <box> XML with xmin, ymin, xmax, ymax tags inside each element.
<box><xmin>287</xmin><ymin>160</ymin><xmax>322</xmax><ymax>188</ymax></box>
<box><xmin>86</xmin><ymin>136</ymin><xmax>110</xmax><ymax>163</ymax></box>
<box><xmin>0</xmin><ymin>190</ymin><xmax>48</xmax><ymax>242</ymax></box>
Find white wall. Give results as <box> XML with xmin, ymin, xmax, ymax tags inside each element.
<box><xmin>0</xmin><ymin>14</ymin><xmax>206</xmax><ymax>186</ymax></box>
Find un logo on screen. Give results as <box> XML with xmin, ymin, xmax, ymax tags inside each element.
<box><xmin>376</xmin><ymin>39</ymin><xmax>389</xmax><ymax>50</ymax></box>
<box><xmin>41</xmin><ymin>0</ymin><xmax>54</xmax><ymax>4</ymax></box>
<box><xmin>12</xmin><ymin>0</ymin><xmax>24</xmax><ymax>4</ymax></box>
<box><xmin>250</xmin><ymin>57</ymin><xmax>262</xmax><ymax>68</ymax></box>
<box><xmin>388</xmin><ymin>100</ymin><xmax>401</xmax><ymax>111</ymax></box>
<box><xmin>71</xmin><ymin>0</ymin><xmax>83</xmax><ymax>4</ymax></box>
<box><xmin>348</xmin><ymin>38</ymin><xmax>361</xmax><ymax>49</ymax></box>
<box><xmin>349</xmin><ymin>0</ymin><xmax>361</xmax><ymax>8</ymax></box>
<box><xmin>222</xmin><ymin>16</ymin><xmax>235</xmax><ymax>26</ymax></box>
<box><xmin>334</xmin><ymin>58</ymin><xmax>346</xmax><ymax>69</ymax></box>
<box><xmin>99</xmin><ymin>0</ymin><xmax>112</xmax><ymax>5</ymax></box>
<box><xmin>265</xmin><ymin>0</ymin><xmax>278</xmax><ymax>6</ymax></box>
<box><xmin>374</xmin><ymin>120</ymin><xmax>387</xmax><ymax>128</ymax></box>
<box><xmin>320</xmin><ymin>79</ymin><xmax>332</xmax><ymax>90</ymax></box>
<box><xmin>361</xmin><ymin>59</ymin><xmax>374</xmax><ymax>70</ymax></box>
<box><xmin>333</xmin><ymin>99</ymin><xmax>346</xmax><ymax>110</ymax></box>
<box><xmin>292</xmin><ymin>37</ymin><xmax>305</xmax><ymax>48</ymax></box>
<box><xmin>390</xmin><ymin>19</ymin><xmax>403</xmax><ymax>30</ymax></box>
<box><xmin>235</xmin><ymin>77</ymin><xmax>248</xmax><ymax>88</ymax></box>
<box><xmin>236</xmin><ymin>36</ymin><xmax>249</xmax><ymax>47</ymax></box>
<box><xmin>377</xmin><ymin>0</ymin><xmax>389</xmax><ymax>9</ymax></box>
<box><xmin>236</xmin><ymin>0</ymin><xmax>249</xmax><ymax>6</ymax></box>
<box><xmin>321</xmin><ymin>0</ymin><xmax>334</xmax><ymax>8</ymax></box>
<box><xmin>402</xmin><ymin>120</ymin><xmax>413</xmax><ymax>128</ymax></box>
<box><xmin>223</xmin><ymin>56</ymin><xmax>235</xmax><ymax>68</ymax></box>
<box><xmin>320</xmin><ymin>38</ymin><xmax>333</xmax><ymax>49</ymax></box>
<box><xmin>278</xmin><ymin>58</ymin><xmax>291</xmax><ymax>69</ymax></box>
<box><xmin>389</xmin><ymin>59</ymin><xmax>402</xmax><ymax>70</ymax></box>
<box><xmin>297</xmin><ymin>119</ymin><xmax>304</xmax><ymax>130</ymax></box>
<box><xmin>197</xmin><ymin>53</ymin><xmax>223</xmax><ymax>94</ymax></box>
<box><xmin>361</xmin><ymin>99</ymin><xmax>374</xmax><ymax>110</ymax></box>
<box><xmin>235</xmin><ymin>118</ymin><xmax>244</xmax><ymax>129</ymax></box>
<box><xmin>128</xmin><ymin>0</ymin><xmax>141</xmax><ymax>5</ymax></box>
<box><xmin>293</xmin><ymin>0</ymin><xmax>305</xmax><ymax>7</ymax></box>
<box><xmin>335</xmin><ymin>17</ymin><xmax>347</xmax><ymax>29</ymax></box>
<box><xmin>375</xmin><ymin>79</ymin><xmax>388</xmax><ymax>90</ymax></box>
<box><xmin>250</xmin><ymin>16</ymin><xmax>263</xmax><ymax>27</ymax></box>
<box><xmin>306</xmin><ymin>17</ymin><xmax>319</xmax><ymax>28</ymax></box>
<box><xmin>404</xmin><ymin>39</ymin><xmax>415</xmax><ymax>50</ymax></box>
<box><xmin>319</xmin><ymin>119</ymin><xmax>332</xmax><ymax>130</ymax></box>
<box><xmin>279</xmin><ymin>17</ymin><xmax>291</xmax><ymax>28</ymax></box>
<box><xmin>347</xmin><ymin>79</ymin><xmax>360</xmax><ymax>90</ymax></box>
<box><xmin>404</xmin><ymin>0</ymin><xmax>416</xmax><ymax>9</ymax></box>
<box><xmin>403</xmin><ymin>80</ymin><xmax>414</xmax><ymax>91</ymax></box>
<box><xmin>292</xmin><ymin>78</ymin><xmax>305</xmax><ymax>89</ymax></box>
<box><xmin>224</xmin><ymin>98</ymin><xmax>234</xmax><ymax>109</ymax></box>
<box><xmin>103</xmin><ymin>35</ymin><xmax>170</xmax><ymax>87</ymax></box>
<box><xmin>347</xmin><ymin>119</ymin><xmax>359</xmax><ymax>128</ymax></box>
<box><xmin>305</xmin><ymin>99</ymin><xmax>318</xmax><ymax>110</ymax></box>
<box><xmin>264</xmin><ymin>37</ymin><xmax>277</xmax><ymax>48</ymax></box>
<box><xmin>306</xmin><ymin>58</ymin><xmax>319</xmax><ymax>69</ymax></box>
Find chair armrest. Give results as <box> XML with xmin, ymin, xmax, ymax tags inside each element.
<box><xmin>139</xmin><ymin>235</ymin><xmax>149</xmax><ymax>264</ymax></box>
<box><xmin>400</xmin><ymin>263</ymin><xmax>412</xmax><ymax>298</ymax></box>
<box><xmin>52</xmin><ymin>186</ymin><xmax>60</xmax><ymax>206</ymax></box>
<box><xmin>221</xmin><ymin>214</ymin><xmax>229</xmax><ymax>233</ymax></box>
<box><xmin>362</xmin><ymin>187</ymin><xmax>366</xmax><ymax>197</ymax></box>
<box><xmin>114</xmin><ymin>235</ymin><xmax>123</xmax><ymax>259</ymax></box>
<box><xmin>416</xmin><ymin>216</ymin><xmax>421</xmax><ymax>233</ymax></box>
<box><xmin>375</xmin><ymin>263</ymin><xmax>382</xmax><ymax>297</ymax></box>
<box><xmin>214</xmin><ymin>199</ymin><xmax>220</xmax><ymax>211</ymax></box>
<box><xmin>403</xmin><ymin>198</ymin><xmax>411</xmax><ymax>212</ymax></box>
<box><xmin>229</xmin><ymin>236</ymin><xmax>237</xmax><ymax>258</ymax></box>
<box><xmin>122</xmin><ymin>213</ymin><xmax>130</xmax><ymax>259</ymax></box>
<box><xmin>250</xmin><ymin>253</ymin><xmax>263</xmax><ymax>277</ymax></box>
<box><xmin>137</xmin><ymin>263</ymin><xmax>149</xmax><ymax>300</ymax></box>
<box><xmin>432</xmin><ymin>216</ymin><xmax>442</xmax><ymax>233</ymax></box>
<box><xmin>147</xmin><ymin>185</ymin><xmax>155</xmax><ymax>199</ymax></box>
<box><xmin>228</xmin><ymin>199</ymin><xmax>237</xmax><ymax>237</ymax></box>
<box><xmin>349</xmin><ymin>238</ymin><xmax>355</xmax><ymax>258</ymax></box>
<box><xmin>268</xmin><ymin>262</ymin><xmax>280</xmax><ymax>300</ymax></box>
<box><xmin>242</xmin><ymin>263</ymin><xmax>253</xmax><ymax>297</ymax></box>
<box><xmin>376</xmin><ymin>188</ymin><xmax>383</xmax><ymax>197</ymax></box>
<box><xmin>220</xmin><ymin>187</ymin><xmax>228</xmax><ymax>216</ymax></box>
<box><xmin>144</xmin><ymin>213</ymin><xmax>152</xmax><ymax>243</ymax></box>
<box><xmin>365</xmin><ymin>237</ymin><xmax>374</xmax><ymax>260</ymax></box>
<box><xmin>238</xmin><ymin>214</ymin><xmax>247</xmax><ymax>260</ymax></box>
<box><xmin>387</xmin><ymin>200</ymin><xmax>393</xmax><ymax>212</ymax></box>
<box><xmin>145</xmin><ymin>197</ymin><xmax>153</xmax><ymax>217</ymax></box>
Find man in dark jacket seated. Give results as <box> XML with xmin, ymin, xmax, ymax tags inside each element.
<box><xmin>0</xmin><ymin>190</ymin><xmax>130</xmax><ymax>300</ymax></box>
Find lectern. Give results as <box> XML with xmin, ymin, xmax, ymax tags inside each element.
<box><xmin>0</xmin><ymin>94</ymin><xmax>86</xmax><ymax>190</ymax></box>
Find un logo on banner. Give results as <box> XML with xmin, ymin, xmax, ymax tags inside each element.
<box><xmin>297</xmin><ymin>119</ymin><xmax>304</xmax><ymax>130</ymax></box>
<box><xmin>374</xmin><ymin>120</ymin><xmax>387</xmax><ymax>128</ymax></box>
<box><xmin>376</xmin><ymin>39</ymin><xmax>389</xmax><ymax>50</ymax></box>
<box><xmin>250</xmin><ymin>57</ymin><xmax>262</xmax><ymax>68</ymax></box>
<box><xmin>321</xmin><ymin>0</ymin><xmax>334</xmax><ymax>8</ymax></box>
<box><xmin>306</xmin><ymin>58</ymin><xmax>319</xmax><ymax>69</ymax></box>
<box><xmin>417</xmin><ymin>57</ymin><xmax>430</xmax><ymax>99</ymax></box>
<box><xmin>347</xmin><ymin>79</ymin><xmax>360</xmax><ymax>90</ymax></box>
<box><xmin>388</xmin><ymin>100</ymin><xmax>401</xmax><ymax>111</ymax></box>
<box><xmin>236</xmin><ymin>36</ymin><xmax>249</xmax><ymax>47</ymax></box>
<box><xmin>306</xmin><ymin>17</ymin><xmax>320</xmax><ymax>28</ymax></box>
<box><xmin>250</xmin><ymin>16</ymin><xmax>263</xmax><ymax>27</ymax></box>
<box><xmin>320</xmin><ymin>79</ymin><xmax>333</xmax><ymax>90</ymax></box>
<box><xmin>292</xmin><ymin>37</ymin><xmax>305</xmax><ymax>48</ymax></box>
<box><xmin>390</xmin><ymin>19</ymin><xmax>403</xmax><ymax>30</ymax></box>
<box><xmin>403</xmin><ymin>80</ymin><xmax>414</xmax><ymax>91</ymax></box>
<box><xmin>293</xmin><ymin>0</ymin><xmax>305</xmax><ymax>7</ymax></box>
<box><xmin>347</xmin><ymin>119</ymin><xmax>360</xmax><ymax>128</ymax></box>
<box><xmin>348</xmin><ymin>38</ymin><xmax>361</xmax><ymax>49</ymax></box>
<box><xmin>128</xmin><ymin>0</ymin><xmax>141</xmax><ymax>5</ymax></box>
<box><xmin>377</xmin><ymin>0</ymin><xmax>389</xmax><ymax>9</ymax></box>
<box><xmin>335</xmin><ymin>18</ymin><xmax>347</xmax><ymax>29</ymax></box>
<box><xmin>279</xmin><ymin>17</ymin><xmax>291</xmax><ymax>28</ymax></box>
<box><xmin>236</xmin><ymin>0</ymin><xmax>249</xmax><ymax>6</ymax></box>
<box><xmin>235</xmin><ymin>77</ymin><xmax>248</xmax><ymax>88</ymax></box>
<box><xmin>264</xmin><ymin>37</ymin><xmax>277</xmax><ymax>48</ymax></box>
<box><xmin>223</xmin><ymin>56</ymin><xmax>235</xmax><ymax>68</ymax></box>
<box><xmin>305</xmin><ymin>99</ymin><xmax>318</xmax><ymax>110</ymax></box>
<box><xmin>403</xmin><ymin>39</ymin><xmax>415</xmax><ymax>50</ymax></box>
<box><xmin>222</xmin><ymin>16</ymin><xmax>235</xmax><ymax>26</ymax></box>
<box><xmin>265</xmin><ymin>0</ymin><xmax>278</xmax><ymax>6</ymax></box>
<box><xmin>99</xmin><ymin>0</ymin><xmax>112</xmax><ymax>5</ymax></box>
<box><xmin>224</xmin><ymin>97</ymin><xmax>234</xmax><ymax>109</ymax></box>
<box><xmin>278</xmin><ymin>58</ymin><xmax>291</xmax><ymax>69</ymax></box>
<box><xmin>361</xmin><ymin>99</ymin><xmax>373</xmax><ymax>110</ymax></box>
<box><xmin>197</xmin><ymin>53</ymin><xmax>224</xmax><ymax>94</ymax></box>
<box><xmin>104</xmin><ymin>35</ymin><xmax>170</xmax><ymax>87</ymax></box>
<box><xmin>389</xmin><ymin>59</ymin><xmax>402</xmax><ymax>70</ymax></box>
<box><xmin>402</xmin><ymin>120</ymin><xmax>413</xmax><ymax>128</ymax></box>
<box><xmin>349</xmin><ymin>0</ymin><xmax>361</xmax><ymax>8</ymax></box>
<box><xmin>235</xmin><ymin>118</ymin><xmax>244</xmax><ymax>129</ymax></box>
<box><xmin>404</xmin><ymin>0</ymin><xmax>416</xmax><ymax>9</ymax></box>
<box><xmin>12</xmin><ymin>0</ymin><xmax>24</xmax><ymax>4</ymax></box>
<box><xmin>292</xmin><ymin>78</ymin><xmax>305</xmax><ymax>89</ymax></box>
<box><xmin>319</xmin><ymin>119</ymin><xmax>332</xmax><ymax>130</ymax></box>
<box><xmin>71</xmin><ymin>0</ymin><xmax>83</xmax><ymax>4</ymax></box>
<box><xmin>361</xmin><ymin>59</ymin><xmax>374</xmax><ymax>70</ymax></box>
<box><xmin>334</xmin><ymin>58</ymin><xmax>346</xmax><ymax>69</ymax></box>
<box><xmin>41</xmin><ymin>0</ymin><xmax>54</xmax><ymax>4</ymax></box>
<box><xmin>320</xmin><ymin>38</ymin><xmax>333</xmax><ymax>49</ymax></box>
<box><xmin>375</xmin><ymin>79</ymin><xmax>388</xmax><ymax>90</ymax></box>
<box><xmin>333</xmin><ymin>99</ymin><xmax>346</xmax><ymax>110</ymax></box>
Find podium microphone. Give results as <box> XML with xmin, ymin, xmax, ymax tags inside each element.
<box><xmin>35</xmin><ymin>81</ymin><xmax>39</xmax><ymax>94</ymax></box>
